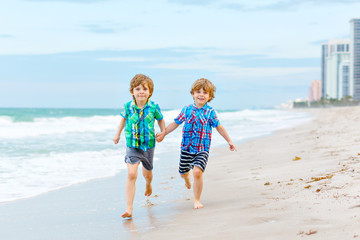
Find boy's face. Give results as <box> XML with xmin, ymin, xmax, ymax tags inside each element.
<box><xmin>131</xmin><ymin>83</ymin><xmax>150</xmax><ymax>103</ymax></box>
<box><xmin>192</xmin><ymin>88</ymin><xmax>210</xmax><ymax>107</ymax></box>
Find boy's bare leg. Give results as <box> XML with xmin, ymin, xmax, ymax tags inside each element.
<box><xmin>180</xmin><ymin>171</ymin><xmax>192</xmax><ymax>189</ymax></box>
<box><xmin>142</xmin><ymin>168</ymin><xmax>153</xmax><ymax>197</ymax></box>
<box><xmin>122</xmin><ymin>163</ymin><xmax>139</xmax><ymax>218</ymax></box>
<box><xmin>193</xmin><ymin>166</ymin><xmax>204</xmax><ymax>209</ymax></box>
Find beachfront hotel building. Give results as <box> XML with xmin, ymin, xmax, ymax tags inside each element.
<box><xmin>308</xmin><ymin>80</ymin><xmax>322</xmax><ymax>102</ymax></box>
<box><xmin>321</xmin><ymin>39</ymin><xmax>350</xmax><ymax>99</ymax></box>
<box><xmin>350</xmin><ymin>18</ymin><xmax>360</xmax><ymax>100</ymax></box>
<box><xmin>339</xmin><ymin>60</ymin><xmax>350</xmax><ymax>99</ymax></box>
<box><xmin>320</xmin><ymin>18</ymin><xmax>360</xmax><ymax>101</ymax></box>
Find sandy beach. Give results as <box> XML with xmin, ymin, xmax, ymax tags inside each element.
<box><xmin>138</xmin><ymin>106</ymin><xmax>360</xmax><ymax>240</ymax></box>
<box><xmin>1</xmin><ymin>106</ymin><xmax>360</xmax><ymax>239</ymax></box>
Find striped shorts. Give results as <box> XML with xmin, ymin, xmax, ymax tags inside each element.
<box><xmin>179</xmin><ymin>150</ymin><xmax>209</xmax><ymax>174</ymax></box>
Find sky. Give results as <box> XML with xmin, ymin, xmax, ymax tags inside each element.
<box><xmin>1</xmin><ymin>0</ymin><xmax>360</xmax><ymax>110</ymax></box>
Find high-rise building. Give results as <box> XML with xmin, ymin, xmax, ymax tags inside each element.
<box><xmin>321</xmin><ymin>43</ymin><xmax>328</xmax><ymax>98</ymax></box>
<box><xmin>350</xmin><ymin>18</ymin><xmax>360</xmax><ymax>100</ymax></box>
<box><xmin>339</xmin><ymin>60</ymin><xmax>350</xmax><ymax>98</ymax></box>
<box><xmin>308</xmin><ymin>80</ymin><xmax>322</xmax><ymax>102</ymax></box>
<box><xmin>323</xmin><ymin>39</ymin><xmax>350</xmax><ymax>99</ymax></box>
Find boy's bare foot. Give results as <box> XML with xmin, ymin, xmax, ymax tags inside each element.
<box><xmin>145</xmin><ymin>183</ymin><xmax>152</xmax><ymax>197</ymax></box>
<box><xmin>184</xmin><ymin>175</ymin><xmax>191</xmax><ymax>189</ymax></box>
<box><xmin>194</xmin><ymin>201</ymin><xmax>204</xmax><ymax>209</ymax></box>
<box><xmin>121</xmin><ymin>211</ymin><xmax>132</xmax><ymax>218</ymax></box>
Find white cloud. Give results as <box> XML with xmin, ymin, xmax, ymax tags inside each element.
<box><xmin>150</xmin><ymin>60</ymin><xmax>319</xmax><ymax>78</ymax></box>
<box><xmin>98</xmin><ymin>57</ymin><xmax>153</xmax><ymax>62</ymax></box>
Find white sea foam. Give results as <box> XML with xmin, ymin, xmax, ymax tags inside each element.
<box><xmin>0</xmin><ymin>115</ymin><xmax>119</xmax><ymax>139</ymax></box>
<box><xmin>0</xmin><ymin>149</ymin><xmax>128</xmax><ymax>202</ymax></box>
<box><xmin>0</xmin><ymin>109</ymin><xmax>311</xmax><ymax>202</ymax></box>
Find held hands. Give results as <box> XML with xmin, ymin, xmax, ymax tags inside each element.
<box><xmin>156</xmin><ymin>132</ymin><xmax>166</xmax><ymax>142</ymax></box>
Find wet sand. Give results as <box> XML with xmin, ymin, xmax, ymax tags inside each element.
<box><xmin>138</xmin><ymin>106</ymin><xmax>360</xmax><ymax>240</ymax></box>
<box><xmin>0</xmin><ymin>150</ymin><xmax>184</xmax><ymax>240</ymax></box>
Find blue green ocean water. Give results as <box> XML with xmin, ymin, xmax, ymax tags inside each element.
<box><xmin>0</xmin><ymin>108</ymin><xmax>311</xmax><ymax>203</ymax></box>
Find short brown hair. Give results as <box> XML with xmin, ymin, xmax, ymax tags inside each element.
<box><xmin>190</xmin><ymin>78</ymin><xmax>216</xmax><ymax>102</ymax></box>
<box><xmin>130</xmin><ymin>74</ymin><xmax>154</xmax><ymax>99</ymax></box>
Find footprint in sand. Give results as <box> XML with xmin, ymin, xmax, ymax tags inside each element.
<box><xmin>143</xmin><ymin>199</ymin><xmax>156</xmax><ymax>207</ymax></box>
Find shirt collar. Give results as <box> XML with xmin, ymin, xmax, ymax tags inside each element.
<box><xmin>131</xmin><ymin>99</ymin><xmax>151</xmax><ymax>110</ymax></box>
<box><xmin>192</xmin><ymin>102</ymin><xmax>209</xmax><ymax>110</ymax></box>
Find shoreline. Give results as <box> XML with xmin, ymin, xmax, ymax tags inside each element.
<box><xmin>1</xmin><ymin>107</ymin><xmax>359</xmax><ymax>239</ymax></box>
<box><xmin>0</xmin><ymin>108</ymin><xmax>310</xmax><ymax>205</ymax></box>
<box><xmin>0</xmin><ymin>107</ymin><xmax>310</xmax><ymax>205</ymax></box>
<box><xmin>0</xmin><ymin>150</ymin><xmax>185</xmax><ymax>240</ymax></box>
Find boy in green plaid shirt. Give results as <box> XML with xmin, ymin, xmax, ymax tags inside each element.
<box><xmin>113</xmin><ymin>74</ymin><xmax>165</xmax><ymax>218</ymax></box>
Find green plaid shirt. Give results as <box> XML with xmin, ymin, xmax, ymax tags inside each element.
<box><xmin>120</xmin><ymin>100</ymin><xmax>163</xmax><ymax>151</ymax></box>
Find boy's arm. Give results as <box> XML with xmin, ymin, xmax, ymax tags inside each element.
<box><xmin>157</xmin><ymin>118</ymin><xmax>166</xmax><ymax>133</ymax></box>
<box><xmin>113</xmin><ymin>117</ymin><xmax>126</xmax><ymax>144</ymax></box>
<box><xmin>155</xmin><ymin>118</ymin><xmax>166</xmax><ymax>142</ymax></box>
<box><xmin>156</xmin><ymin>121</ymin><xmax>179</xmax><ymax>142</ymax></box>
<box><xmin>165</xmin><ymin>121</ymin><xmax>179</xmax><ymax>135</ymax></box>
<box><xmin>215</xmin><ymin>124</ymin><xmax>237</xmax><ymax>151</ymax></box>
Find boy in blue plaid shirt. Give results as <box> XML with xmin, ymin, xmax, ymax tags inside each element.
<box><xmin>114</xmin><ymin>74</ymin><xmax>165</xmax><ymax>218</ymax></box>
<box><xmin>156</xmin><ymin>78</ymin><xmax>236</xmax><ymax>209</ymax></box>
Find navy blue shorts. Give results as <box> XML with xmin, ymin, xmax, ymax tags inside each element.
<box><xmin>179</xmin><ymin>150</ymin><xmax>209</xmax><ymax>174</ymax></box>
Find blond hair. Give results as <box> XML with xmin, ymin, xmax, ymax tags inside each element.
<box><xmin>130</xmin><ymin>74</ymin><xmax>154</xmax><ymax>99</ymax></box>
<box><xmin>190</xmin><ymin>78</ymin><xmax>216</xmax><ymax>102</ymax></box>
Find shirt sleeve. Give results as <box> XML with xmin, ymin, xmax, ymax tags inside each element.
<box><xmin>209</xmin><ymin>109</ymin><xmax>220</xmax><ymax>128</ymax></box>
<box><xmin>174</xmin><ymin>106</ymin><xmax>187</xmax><ymax>125</ymax></box>
<box><xmin>120</xmin><ymin>104</ymin><xmax>127</xmax><ymax>118</ymax></box>
<box><xmin>154</xmin><ymin>104</ymin><xmax>164</xmax><ymax>120</ymax></box>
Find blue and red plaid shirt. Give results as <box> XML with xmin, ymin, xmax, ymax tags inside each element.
<box><xmin>174</xmin><ymin>103</ymin><xmax>220</xmax><ymax>153</ymax></box>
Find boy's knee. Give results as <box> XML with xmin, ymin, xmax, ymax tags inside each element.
<box><xmin>127</xmin><ymin>172</ymin><xmax>138</xmax><ymax>181</ymax></box>
<box><xmin>143</xmin><ymin>172</ymin><xmax>152</xmax><ymax>181</ymax></box>
<box><xmin>180</xmin><ymin>172</ymin><xmax>190</xmax><ymax>178</ymax></box>
<box><xmin>193</xmin><ymin>167</ymin><xmax>203</xmax><ymax>179</ymax></box>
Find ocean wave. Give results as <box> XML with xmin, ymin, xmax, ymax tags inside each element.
<box><xmin>0</xmin><ymin>148</ymin><xmax>127</xmax><ymax>203</ymax></box>
<box><xmin>0</xmin><ymin>115</ymin><xmax>120</xmax><ymax>139</ymax></box>
<box><xmin>0</xmin><ymin>108</ymin><xmax>312</xmax><ymax>203</ymax></box>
